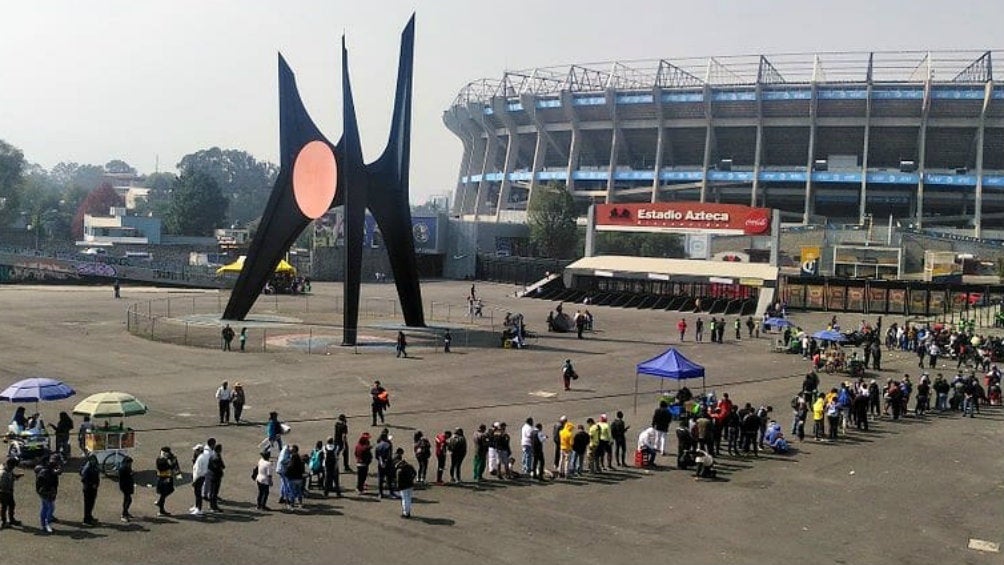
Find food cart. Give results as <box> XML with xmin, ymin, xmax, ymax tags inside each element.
<box><xmin>1</xmin><ymin>378</ymin><xmax>76</xmax><ymax>466</ymax></box>
<box><xmin>73</xmin><ymin>391</ymin><xmax>148</xmax><ymax>476</ymax></box>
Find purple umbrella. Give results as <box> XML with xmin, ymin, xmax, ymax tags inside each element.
<box><xmin>0</xmin><ymin>378</ymin><xmax>76</xmax><ymax>403</ymax></box>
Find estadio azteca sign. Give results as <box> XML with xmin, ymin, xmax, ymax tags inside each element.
<box><xmin>595</xmin><ymin>202</ymin><xmax>771</xmax><ymax>235</ymax></box>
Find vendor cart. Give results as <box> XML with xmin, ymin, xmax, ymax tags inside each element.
<box><xmin>2</xmin><ymin>378</ymin><xmax>76</xmax><ymax>466</ymax></box>
<box><xmin>73</xmin><ymin>391</ymin><xmax>148</xmax><ymax>477</ymax></box>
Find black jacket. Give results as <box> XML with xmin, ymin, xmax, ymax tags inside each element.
<box><xmin>652</xmin><ymin>408</ymin><xmax>672</xmax><ymax>432</ymax></box>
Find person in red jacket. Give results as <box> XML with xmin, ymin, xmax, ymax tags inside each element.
<box><xmin>712</xmin><ymin>393</ymin><xmax>734</xmax><ymax>455</ymax></box>
<box><xmin>677</xmin><ymin>319</ymin><xmax>688</xmax><ymax>341</ymax></box>
<box><xmin>433</xmin><ymin>430</ymin><xmax>451</xmax><ymax>485</ymax></box>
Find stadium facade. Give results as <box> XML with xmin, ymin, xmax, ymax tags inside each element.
<box><xmin>444</xmin><ymin>51</ymin><xmax>1004</xmax><ymax>236</ymax></box>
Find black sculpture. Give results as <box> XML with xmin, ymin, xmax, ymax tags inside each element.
<box><xmin>222</xmin><ymin>16</ymin><xmax>425</xmax><ymax>345</ymax></box>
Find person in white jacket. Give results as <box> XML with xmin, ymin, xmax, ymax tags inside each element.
<box><xmin>637</xmin><ymin>426</ymin><xmax>657</xmax><ymax>467</ymax></box>
<box><xmin>190</xmin><ymin>444</ymin><xmax>212</xmax><ymax>516</ymax></box>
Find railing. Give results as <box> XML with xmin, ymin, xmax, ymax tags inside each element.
<box><xmin>125</xmin><ymin>292</ymin><xmax>514</xmax><ymax>352</ymax></box>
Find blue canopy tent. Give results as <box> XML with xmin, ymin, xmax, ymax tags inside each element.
<box><xmin>763</xmin><ymin>317</ymin><xmax>795</xmax><ymax>330</ymax></box>
<box><xmin>634</xmin><ymin>348</ymin><xmax>706</xmax><ymax>414</ymax></box>
<box><xmin>812</xmin><ymin>329</ymin><xmax>846</xmax><ymax>342</ymax></box>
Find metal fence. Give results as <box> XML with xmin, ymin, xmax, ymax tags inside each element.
<box><xmin>125</xmin><ymin>292</ymin><xmax>513</xmax><ymax>353</ymax></box>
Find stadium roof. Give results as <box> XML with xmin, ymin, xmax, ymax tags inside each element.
<box><xmin>452</xmin><ymin>50</ymin><xmax>998</xmax><ymax>107</ymax></box>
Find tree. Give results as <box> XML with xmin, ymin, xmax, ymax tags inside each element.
<box><xmin>144</xmin><ymin>172</ymin><xmax>177</xmax><ymax>192</ymax></box>
<box><xmin>0</xmin><ymin>139</ymin><xmax>26</xmax><ymax>227</ymax></box>
<box><xmin>50</xmin><ymin>162</ymin><xmax>106</xmax><ymax>192</ymax></box>
<box><xmin>72</xmin><ymin>183</ymin><xmax>124</xmax><ymax>239</ymax></box>
<box><xmin>104</xmin><ymin>159</ymin><xmax>136</xmax><ymax>175</ymax></box>
<box><xmin>177</xmin><ymin>148</ymin><xmax>277</xmax><ymax>226</ymax></box>
<box><xmin>164</xmin><ymin>171</ymin><xmax>228</xmax><ymax>236</ymax></box>
<box><xmin>528</xmin><ymin>184</ymin><xmax>579</xmax><ymax>259</ymax></box>
<box><xmin>133</xmin><ymin>172</ymin><xmax>177</xmax><ymax>218</ymax></box>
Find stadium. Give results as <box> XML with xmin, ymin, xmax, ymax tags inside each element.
<box><xmin>444</xmin><ymin>50</ymin><xmax>1004</xmax><ymax>235</ymax></box>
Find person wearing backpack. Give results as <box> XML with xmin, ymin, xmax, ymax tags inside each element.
<box><xmin>307</xmin><ymin>441</ymin><xmax>324</xmax><ymax>491</ymax></box>
<box><xmin>79</xmin><ymin>453</ymin><xmax>100</xmax><ymax>525</ymax></box>
<box><xmin>321</xmin><ymin>438</ymin><xmax>341</xmax><ymax>497</ymax></box>
<box><xmin>393</xmin><ymin>448</ymin><xmax>416</xmax><ymax>518</ymax></box>
<box><xmin>374</xmin><ymin>430</ymin><xmax>397</xmax><ymax>499</ymax></box>
<box><xmin>447</xmin><ymin>428</ymin><xmax>467</xmax><ymax>483</ymax></box>
<box><xmin>412</xmin><ymin>431</ymin><xmax>432</xmax><ymax>485</ymax></box>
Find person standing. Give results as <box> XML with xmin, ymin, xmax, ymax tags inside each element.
<box><xmin>551</xmin><ymin>416</ymin><xmax>566</xmax><ymax>471</ymax></box>
<box><xmin>370</xmin><ymin>381</ymin><xmax>388</xmax><ymax>427</ymax></box>
<box><xmin>447</xmin><ymin>428</ymin><xmax>467</xmax><ymax>483</ymax></box>
<box><xmin>113</xmin><ymin>279</ymin><xmax>121</xmax><ymax>299</ymax></box>
<box><xmin>322</xmin><ymin>438</ymin><xmax>341</xmax><ymax>498</ymax></box>
<box><xmin>393</xmin><ymin>448</ymin><xmax>416</xmax><ymax>519</ymax></box>
<box><xmin>558</xmin><ymin>420</ymin><xmax>574</xmax><ymax>479</ymax></box>
<box><xmin>34</xmin><ymin>455</ymin><xmax>60</xmax><ymax>534</ymax></box>
<box><xmin>265</xmin><ymin>412</ymin><xmax>284</xmax><ymax>453</ymax></box>
<box><xmin>695</xmin><ymin>317</ymin><xmax>704</xmax><ymax>343</ymax></box>
<box><xmin>77</xmin><ymin>415</ymin><xmax>94</xmax><ymax>456</ymax></box>
<box><xmin>530</xmin><ymin>423</ymin><xmax>546</xmax><ymax>481</ymax></box>
<box><xmin>215</xmin><ymin>381</ymin><xmax>232</xmax><ymax>425</ymax></box>
<box><xmin>396</xmin><ymin>331</ymin><xmax>408</xmax><ymax>358</ymax></box>
<box><xmin>117</xmin><ymin>455</ymin><xmax>134</xmax><ymax>523</ymax></box>
<box><xmin>610</xmin><ymin>411</ymin><xmax>629</xmax><ymax>467</ymax></box>
<box><xmin>871</xmin><ymin>341</ymin><xmax>882</xmax><ymax>371</ymax></box>
<box><xmin>0</xmin><ymin>457</ymin><xmax>22</xmax><ymax>529</ymax></box>
<box><xmin>734</xmin><ymin>318</ymin><xmax>742</xmax><ymax>340</ymax></box>
<box><xmin>221</xmin><ymin>324</ymin><xmax>235</xmax><ymax>351</ymax></box>
<box><xmin>411</xmin><ymin>431</ymin><xmax>430</xmax><ymax>486</ymax></box>
<box><xmin>80</xmin><ymin>453</ymin><xmax>100</xmax><ymax>525</ymax></box>
<box><xmin>239</xmin><ymin>328</ymin><xmax>248</xmax><ymax>352</ymax></box>
<box><xmin>231</xmin><ymin>383</ymin><xmax>246</xmax><ymax>424</ymax></box>
<box><xmin>471</xmin><ymin>425</ymin><xmax>488</xmax><ymax>482</ymax></box>
<box><xmin>561</xmin><ymin>359</ymin><xmax>577</xmax><ymax>391</ymax></box>
<box><xmin>254</xmin><ymin>450</ymin><xmax>273</xmax><ymax>510</ymax></box>
<box><xmin>443</xmin><ymin>330</ymin><xmax>452</xmax><ymax>353</ymax></box>
<box><xmin>48</xmin><ymin>412</ymin><xmax>74</xmax><ymax>461</ymax></box>
<box><xmin>155</xmin><ymin>447</ymin><xmax>179</xmax><ymax>517</ymax></box>
<box><xmin>434</xmin><ymin>430</ymin><xmax>450</xmax><ymax>485</ymax></box>
<box><xmin>334</xmin><ymin>414</ymin><xmax>351</xmax><ymax>472</ymax></box>
<box><xmin>374</xmin><ymin>431</ymin><xmax>396</xmax><ymax>499</ymax></box>
<box><xmin>597</xmin><ymin>414</ymin><xmax>613</xmax><ymax>470</ymax></box>
<box><xmin>651</xmin><ymin>401</ymin><xmax>672</xmax><ymax>456</ymax></box>
<box><xmin>285</xmin><ymin>445</ymin><xmax>304</xmax><ymax>508</ymax></box>
<box><xmin>520</xmin><ymin>418</ymin><xmax>534</xmax><ymax>476</ymax></box>
<box><xmin>354</xmin><ymin>433</ymin><xmax>373</xmax><ymax>494</ymax></box>
<box><xmin>495</xmin><ymin>423</ymin><xmax>512</xmax><ymax>480</ymax></box>
<box><xmin>677</xmin><ymin>318</ymin><xmax>687</xmax><ymax>341</ymax></box>
<box><xmin>190</xmin><ymin>444</ymin><xmax>209</xmax><ymax>516</ymax></box>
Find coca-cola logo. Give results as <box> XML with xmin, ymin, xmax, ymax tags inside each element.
<box><xmin>744</xmin><ymin>210</ymin><xmax>770</xmax><ymax>234</ymax></box>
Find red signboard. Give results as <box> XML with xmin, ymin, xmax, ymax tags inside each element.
<box><xmin>595</xmin><ymin>203</ymin><xmax>771</xmax><ymax>235</ymax></box>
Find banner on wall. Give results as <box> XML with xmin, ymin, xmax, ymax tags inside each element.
<box><xmin>806</xmin><ymin>284</ymin><xmax>825</xmax><ymax>309</ymax></box>
<box><xmin>846</xmin><ymin>287</ymin><xmax>865</xmax><ymax>312</ymax></box>
<box><xmin>595</xmin><ymin>202</ymin><xmax>771</xmax><ymax>235</ymax></box>
<box><xmin>800</xmin><ymin>246</ymin><xmax>821</xmax><ymax>276</ymax></box>
<box><xmin>826</xmin><ymin>286</ymin><xmax>846</xmax><ymax>310</ymax></box>
<box><xmin>867</xmin><ymin>287</ymin><xmax>887</xmax><ymax>313</ymax></box>
<box><xmin>888</xmin><ymin>289</ymin><xmax>906</xmax><ymax>313</ymax></box>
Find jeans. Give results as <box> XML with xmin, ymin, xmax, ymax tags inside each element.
<box><xmin>558</xmin><ymin>450</ymin><xmax>572</xmax><ymax>477</ymax></box>
<box><xmin>963</xmin><ymin>396</ymin><xmax>976</xmax><ymax>417</ymax></box>
<box><xmin>289</xmin><ymin>479</ymin><xmax>304</xmax><ymax>503</ymax></box>
<box><xmin>355</xmin><ymin>465</ymin><xmax>369</xmax><ymax>492</ymax></box>
<box><xmin>936</xmin><ymin>393</ymin><xmax>948</xmax><ymax>411</ymax></box>
<box><xmin>417</xmin><ymin>457</ymin><xmax>429</xmax><ymax>483</ymax></box>
<box><xmin>614</xmin><ymin>439</ymin><xmax>627</xmax><ymax>466</ymax></box>
<box><xmin>571</xmin><ymin>451</ymin><xmax>584</xmax><ymax>474</ymax></box>
<box><xmin>0</xmin><ymin>492</ymin><xmax>13</xmax><ymax>523</ymax></box>
<box><xmin>323</xmin><ymin>467</ymin><xmax>340</xmax><ymax>496</ymax></box>
<box><xmin>256</xmin><ymin>482</ymin><xmax>270</xmax><ymax>509</ymax></box>
<box><xmin>39</xmin><ymin>496</ymin><xmax>55</xmax><ymax>528</ymax></box>
<box><xmin>192</xmin><ymin>477</ymin><xmax>205</xmax><ymax>510</ymax></box>
<box><xmin>449</xmin><ymin>454</ymin><xmax>465</xmax><ymax>482</ymax></box>
<box><xmin>827</xmin><ymin>415</ymin><xmax>840</xmax><ymax>440</ymax></box>
<box><xmin>435</xmin><ymin>454</ymin><xmax>446</xmax><ymax>483</ymax></box>
<box><xmin>521</xmin><ymin>445</ymin><xmax>532</xmax><ymax>474</ymax></box>
<box><xmin>82</xmin><ymin>487</ymin><xmax>97</xmax><ymax>521</ymax></box>
<box><xmin>472</xmin><ymin>454</ymin><xmax>485</xmax><ymax>481</ymax></box>
<box><xmin>399</xmin><ymin>487</ymin><xmax>413</xmax><ymax>516</ymax></box>
<box><xmin>121</xmin><ymin>492</ymin><xmax>132</xmax><ymax>518</ymax></box>
<box><xmin>218</xmin><ymin>400</ymin><xmax>230</xmax><ymax>423</ymax></box>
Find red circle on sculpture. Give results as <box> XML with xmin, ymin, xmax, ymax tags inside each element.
<box><xmin>292</xmin><ymin>141</ymin><xmax>338</xmax><ymax>219</ymax></box>
<box><xmin>743</xmin><ymin>209</ymin><xmax>770</xmax><ymax>235</ymax></box>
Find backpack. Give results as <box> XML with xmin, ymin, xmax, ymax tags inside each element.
<box><xmin>251</xmin><ymin>465</ymin><xmax>259</xmax><ymax>481</ymax></box>
<box><xmin>309</xmin><ymin>449</ymin><xmax>323</xmax><ymax>473</ymax></box>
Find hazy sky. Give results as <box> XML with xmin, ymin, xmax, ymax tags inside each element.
<box><xmin>2</xmin><ymin>0</ymin><xmax>1002</xmax><ymax>203</ymax></box>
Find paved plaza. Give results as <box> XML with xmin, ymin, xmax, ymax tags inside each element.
<box><xmin>0</xmin><ymin>280</ymin><xmax>1001</xmax><ymax>564</ymax></box>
